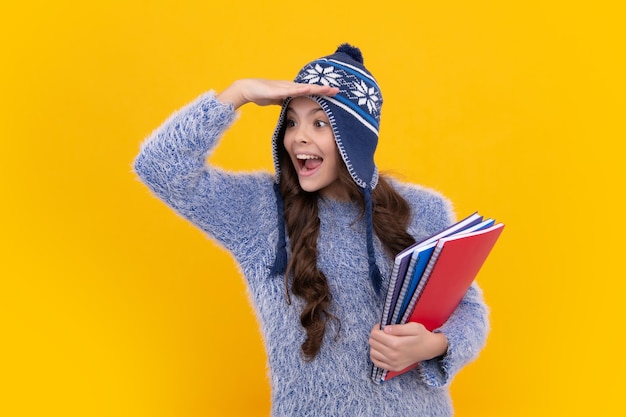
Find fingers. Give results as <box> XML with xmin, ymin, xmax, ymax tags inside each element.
<box><xmin>219</xmin><ymin>78</ymin><xmax>341</xmax><ymax>109</ymax></box>
<box><xmin>368</xmin><ymin>322</ymin><xmax>430</xmax><ymax>371</ymax></box>
<box><xmin>383</xmin><ymin>322</ymin><xmax>425</xmax><ymax>337</ymax></box>
<box><xmin>369</xmin><ymin>335</ymin><xmax>405</xmax><ymax>372</ymax></box>
<box><xmin>368</xmin><ymin>324</ymin><xmax>398</xmax><ymax>370</ymax></box>
<box><xmin>247</xmin><ymin>79</ymin><xmax>340</xmax><ymax>106</ymax></box>
<box><xmin>368</xmin><ymin>330</ymin><xmax>393</xmax><ymax>370</ymax></box>
<box><xmin>222</xmin><ymin>79</ymin><xmax>341</xmax><ymax>109</ymax></box>
<box><xmin>266</xmin><ymin>81</ymin><xmax>339</xmax><ymax>104</ymax></box>
<box><xmin>291</xmin><ymin>83</ymin><xmax>340</xmax><ymax>98</ymax></box>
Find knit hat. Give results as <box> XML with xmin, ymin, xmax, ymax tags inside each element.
<box><xmin>270</xmin><ymin>43</ymin><xmax>384</xmax><ymax>293</ymax></box>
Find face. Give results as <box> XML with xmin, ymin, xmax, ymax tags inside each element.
<box><xmin>283</xmin><ymin>97</ymin><xmax>347</xmax><ymax>200</ymax></box>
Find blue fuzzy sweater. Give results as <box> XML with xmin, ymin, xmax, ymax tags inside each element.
<box><xmin>134</xmin><ymin>92</ymin><xmax>489</xmax><ymax>417</ymax></box>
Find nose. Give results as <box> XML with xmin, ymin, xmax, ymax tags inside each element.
<box><xmin>294</xmin><ymin>127</ymin><xmax>309</xmax><ymax>143</ymax></box>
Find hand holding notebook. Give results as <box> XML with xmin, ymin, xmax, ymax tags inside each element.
<box><xmin>371</xmin><ymin>213</ymin><xmax>504</xmax><ymax>383</ymax></box>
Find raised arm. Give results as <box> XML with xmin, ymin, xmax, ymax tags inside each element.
<box><xmin>134</xmin><ymin>80</ymin><xmax>339</xmax><ymax>259</ymax></box>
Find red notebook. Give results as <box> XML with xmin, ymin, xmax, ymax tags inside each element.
<box><xmin>381</xmin><ymin>221</ymin><xmax>504</xmax><ymax>381</ymax></box>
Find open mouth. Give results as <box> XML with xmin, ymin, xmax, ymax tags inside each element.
<box><xmin>296</xmin><ymin>154</ymin><xmax>323</xmax><ymax>173</ymax></box>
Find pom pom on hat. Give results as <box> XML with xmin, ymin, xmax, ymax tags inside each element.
<box><xmin>335</xmin><ymin>43</ymin><xmax>364</xmax><ymax>64</ymax></box>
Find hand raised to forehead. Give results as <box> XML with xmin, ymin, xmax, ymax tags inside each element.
<box><xmin>217</xmin><ymin>79</ymin><xmax>339</xmax><ymax>109</ymax></box>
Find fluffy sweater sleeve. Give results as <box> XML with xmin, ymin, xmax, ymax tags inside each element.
<box><xmin>418</xmin><ymin>282</ymin><xmax>490</xmax><ymax>386</ymax></box>
<box><xmin>133</xmin><ymin>91</ymin><xmax>278</xmax><ymax>269</ymax></box>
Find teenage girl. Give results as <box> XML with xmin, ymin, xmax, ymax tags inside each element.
<box><xmin>134</xmin><ymin>44</ymin><xmax>489</xmax><ymax>416</ymax></box>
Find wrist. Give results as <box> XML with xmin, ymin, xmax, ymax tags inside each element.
<box><xmin>429</xmin><ymin>332</ymin><xmax>449</xmax><ymax>359</ymax></box>
<box><xmin>216</xmin><ymin>80</ymin><xmax>247</xmax><ymax>109</ymax></box>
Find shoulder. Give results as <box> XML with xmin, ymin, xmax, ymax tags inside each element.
<box><xmin>385</xmin><ymin>177</ymin><xmax>456</xmax><ymax>239</ymax></box>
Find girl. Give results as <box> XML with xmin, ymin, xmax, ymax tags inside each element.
<box><xmin>134</xmin><ymin>44</ymin><xmax>489</xmax><ymax>416</ymax></box>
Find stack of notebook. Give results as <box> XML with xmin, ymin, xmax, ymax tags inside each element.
<box><xmin>371</xmin><ymin>212</ymin><xmax>504</xmax><ymax>383</ymax></box>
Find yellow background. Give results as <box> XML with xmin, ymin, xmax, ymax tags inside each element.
<box><xmin>2</xmin><ymin>1</ymin><xmax>624</xmax><ymax>416</ymax></box>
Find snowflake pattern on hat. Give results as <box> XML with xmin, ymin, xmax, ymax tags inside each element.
<box><xmin>301</xmin><ymin>64</ymin><xmax>341</xmax><ymax>86</ymax></box>
<box><xmin>353</xmin><ymin>80</ymin><xmax>380</xmax><ymax>114</ymax></box>
<box><xmin>295</xmin><ymin>59</ymin><xmax>382</xmax><ymax>134</ymax></box>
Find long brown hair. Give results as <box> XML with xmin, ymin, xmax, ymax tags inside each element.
<box><xmin>278</xmin><ymin>144</ymin><xmax>416</xmax><ymax>360</ymax></box>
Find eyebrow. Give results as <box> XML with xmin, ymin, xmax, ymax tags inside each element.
<box><xmin>286</xmin><ymin>106</ymin><xmax>326</xmax><ymax>116</ymax></box>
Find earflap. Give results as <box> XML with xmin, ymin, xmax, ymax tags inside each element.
<box><xmin>270</xmin><ymin>182</ymin><xmax>288</xmax><ymax>276</ymax></box>
<box><xmin>363</xmin><ymin>187</ymin><xmax>382</xmax><ymax>294</ymax></box>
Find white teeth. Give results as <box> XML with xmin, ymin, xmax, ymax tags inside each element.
<box><xmin>296</xmin><ymin>154</ymin><xmax>321</xmax><ymax>160</ymax></box>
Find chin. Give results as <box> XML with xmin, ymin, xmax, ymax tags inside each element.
<box><xmin>298</xmin><ymin>182</ymin><xmax>322</xmax><ymax>193</ymax></box>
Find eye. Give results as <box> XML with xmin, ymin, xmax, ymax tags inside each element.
<box><xmin>285</xmin><ymin>119</ymin><xmax>296</xmax><ymax>128</ymax></box>
<box><xmin>314</xmin><ymin>120</ymin><xmax>329</xmax><ymax>128</ymax></box>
